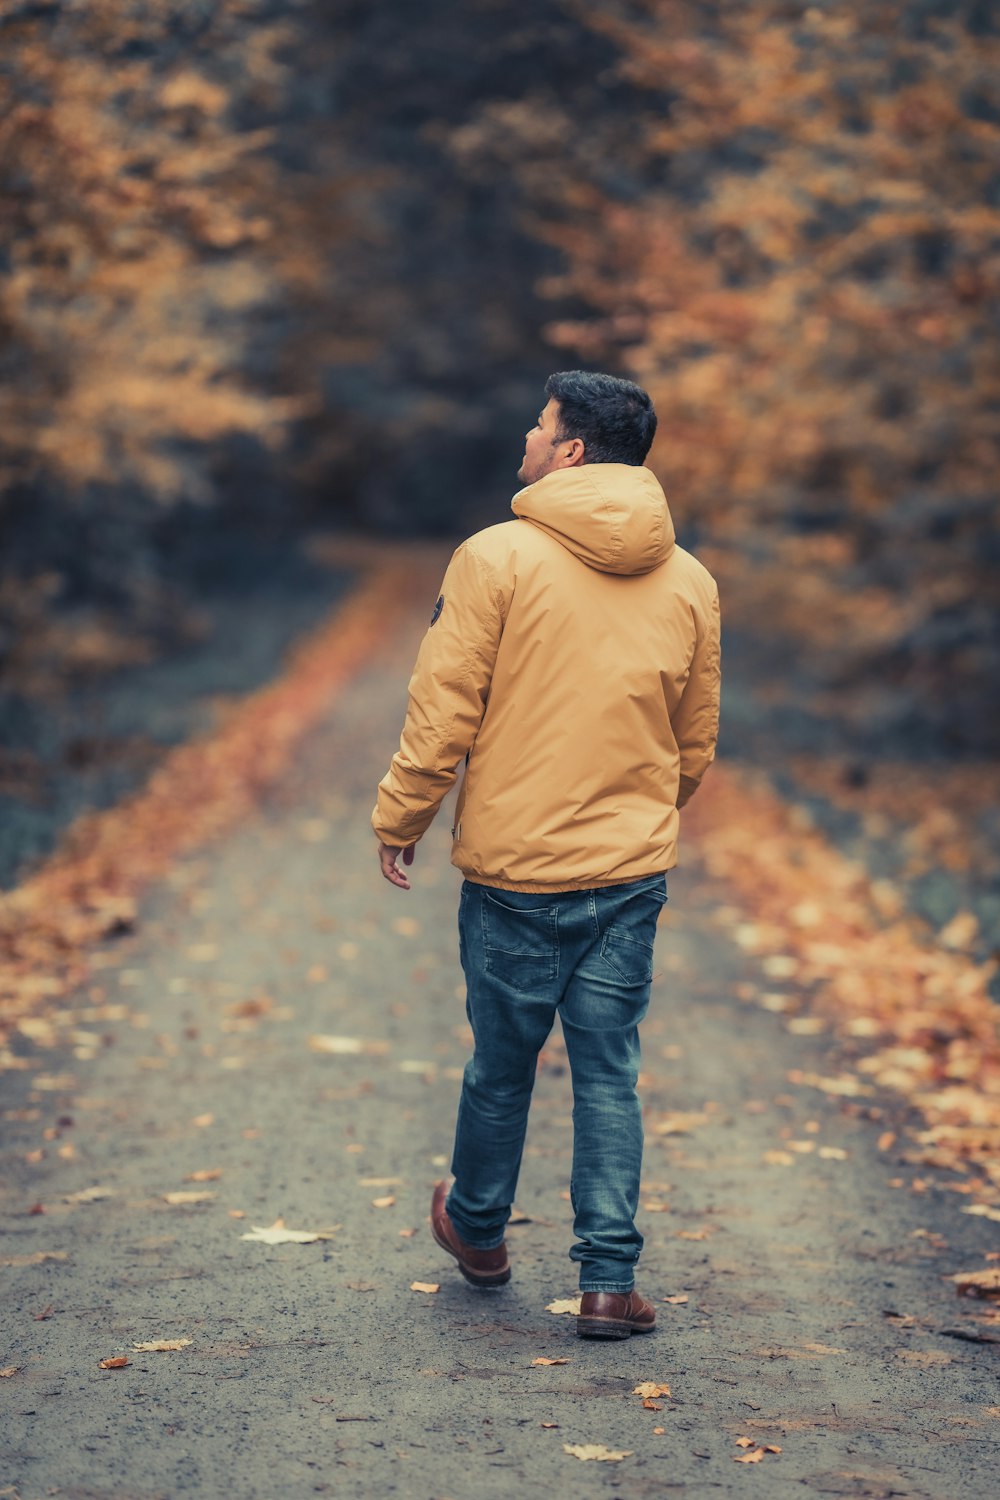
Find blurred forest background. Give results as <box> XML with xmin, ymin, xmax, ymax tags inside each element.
<box><xmin>1</xmin><ymin>0</ymin><xmax>998</xmax><ymax>873</ymax></box>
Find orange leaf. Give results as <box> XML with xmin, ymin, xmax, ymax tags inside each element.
<box><xmin>99</xmin><ymin>1356</ymin><xmax>130</xmax><ymax>1369</ymax></box>
<box><xmin>410</xmin><ymin>1281</ymin><xmax>440</xmax><ymax>1294</ymax></box>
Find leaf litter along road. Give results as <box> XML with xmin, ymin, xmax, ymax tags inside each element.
<box><xmin>1</xmin><ymin>561</ymin><xmax>999</xmax><ymax>1499</ymax></box>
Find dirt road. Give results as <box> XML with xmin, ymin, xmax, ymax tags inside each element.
<box><xmin>2</xmin><ymin>572</ymin><xmax>998</xmax><ymax>1500</ymax></box>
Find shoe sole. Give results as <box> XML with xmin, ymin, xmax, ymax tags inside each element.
<box><xmin>431</xmin><ymin>1219</ymin><xmax>511</xmax><ymax>1288</ymax></box>
<box><xmin>576</xmin><ymin>1317</ymin><xmax>656</xmax><ymax>1340</ymax></box>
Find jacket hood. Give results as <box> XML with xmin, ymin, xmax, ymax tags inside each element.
<box><xmin>510</xmin><ymin>464</ymin><xmax>675</xmax><ymax>576</ymax></box>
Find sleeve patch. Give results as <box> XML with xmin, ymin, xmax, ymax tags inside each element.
<box><xmin>430</xmin><ymin>594</ymin><xmax>445</xmax><ymax>625</ymax></box>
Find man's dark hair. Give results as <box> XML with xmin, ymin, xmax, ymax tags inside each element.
<box><xmin>544</xmin><ymin>370</ymin><xmax>657</xmax><ymax>466</ymax></box>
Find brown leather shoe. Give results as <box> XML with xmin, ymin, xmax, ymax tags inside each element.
<box><xmin>430</xmin><ymin>1181</ymin><xmax>510</xmax><ymax>1287</ymax></box>
<box><xmin>576</xmin><ymin>1290</ymin><xmax>656</xmax><ymax>1339</ymax></box>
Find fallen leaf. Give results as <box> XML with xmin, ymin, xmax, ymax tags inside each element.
<box><xmin>939</xmin><ymin>911</ymin><xmax>979</xmax><ymax>949</ymax></box>
<box><xmin>184</xmin><ymin>1169</ymin><xmax>222</xmax><ymax>1182</ymax></box>
<box><xmin>546</xmin><ymin>1297</ymin><xmax>582</xmax><ymax>1315</ymax></box>
<box><xmin>662</xmin><ymin>1295</ymin><xmax>689</xmax><ymax>1305</ymax></box>
<box><xmin>0</xmin><ymin>1251</ymin><xmax>68</xmax><ymax>1267</ymax></box>
<box><xmin>642</xmin><ymin>1399</ymin><xmax>662</xmax><ymax>1411</ymax></box>
<box><xmin>877</xmin><ymin>1131</ymin><xmax>897</xmax><ymax>1152</ymax></box>
<box><xmin>398</xmin><ymin>1227</ymin><xmax>417</xmax><ymax>1238</ymax></box>
<box><xmin>952</xmin><ymin>1269</ymin><xmax>1000</xmax><ymax>1298</ymax></box>
<box><xmin>0</xmin><ymin>1366</ymin><xmax>18</xmax><ymax>1377</ymax></box>
<box><xmin>895</xmin><ymin>1349</ymin><xmax>952</xmax><ymax>1366</ymax></box>
<box><xmin>540</xmin><ymin>1421</ymin><xmax>559</xmax><ymax>1429</ymax></box>
<box><xmin>99</xmin><ymin>1356</ymin><xmax>130</xmax><ymax>1369</ymax></box>
<box><xmin>734</xmin><ymin>1448</ymin><xmax>765</xmax><ymax>1463</ymax></box>
<box><xmin>410</xmin><ymin>1282</ymin><xmax>440</xmax><ymax>1294</ymax></box>
<box><xmin>359</xmin><ymin>1177</ymin><xmax>403</xmax><ymax>1187</ymax></box>
<box><xmin>563</xmin><ymin>1444</ymin><xmax>632</xmax><ymax>1462</ymax></box>
<box><xmin>798</xmin><ymin>1342</ymin><xmax>847</xmax><ymax>1355</ymax></box>
<box><xmin>371</xmin><ymin>1196</ymin><xmax>396</xmax><ymax>1209</ymax></box>
<box><xmin>65</xmin><ymin>1186</ymin><xmax>116</xmax><ymax>1203</ymax></box>
<box><xmin>532</xmin><ymin>1357</ymin><xmax>570</xmax><ymax>1366</ymax></box>
<box><xmin>818</xmin><ymin>1146</ymin><xmax>849</xmax><ymax>1161</ymax></box>
<box><xmin>633</xmin><ymin>1382</ymin><xmax>671</xmax><ymax>1398</ymax></box>
<box><xmin>240</xmin><ymin>1219</ymin><xmax>337</xmax><ymax>1245</ymax></box>
<box><xmin>764</xmin><ymin>1444</ymin><xmax>782</xmax><ymax>1454</ymax></box>
<box><xmin>33</xmin><ymin>1304</ymin><xmax>54</xmax><ymax>1321</ymax></box>
<box><xmin>962</xmin><ymin>1204</ymin><xmax>1000</xmax><ymax>1224</ymax></box>
<box><xmin>163</xmin><ymin>1190</ymin><xmax>216</xmax><ymax>1205</ymax></box>
<box><xmin>132</xmin><ymin>1339</ymin><xmax>192</xmax><ymax>1352</ymax></box>
<box><xmin>309</xmin><ymin>1035</ymin><xmax>390</xmax><ymax>1056</ymax></box>
<box><xmin>762</xmin><ymin>1150</ymin><xmax>796</xmax><ymax>1167</ymax></box>
<box><xmin>677</xmin><ymin>1228</ymin><xmax>712</xmax><ymax>1240</ymax></box>
<box><xmin>228</xmin><ymin>1210</ymin><xmax>246</xmax><ymax>1219</ymax></box>
<box><xmin>653</xmin><ymin>1425</ymin><xmax>665</xmax><ymax>1434</ymax></box>
<box><xmin>191</xmin><ymin>1113</ymin><xmax>214</xmax><ymax>1128</ymax></box>
<box><xmin>652</xmin><ymin>1110</ymin><xmax>709</xmax><ymax>1135</ymax></box>
<box><xmin>735</xmin><ymin>1436</ymin><xmax>755</xmax><ymax>1448</ymax></box>
<box><xmin>187</xmin><ymin>943</ymin><xmax>218</xmax><ymax>962</ymax></box>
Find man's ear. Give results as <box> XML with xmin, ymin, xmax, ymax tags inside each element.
<box><xmin>560</xmin><ymin>436</ymin><xmax>586</xmax><ymax>468</ymax></box>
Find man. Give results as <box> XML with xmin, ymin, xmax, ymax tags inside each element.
<box><xmin>372</xmin><ymin>371</ymin><xmax>720</xmax><ymax>1340</ymax></box>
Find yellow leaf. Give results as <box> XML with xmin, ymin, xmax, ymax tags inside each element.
<box><xmin>99</xmin><ymin>1356</ymin><xmax>130</xmax><ymax>1369</ymax></box>
<box><xmin>633</xmin><ymin>1382</ymin><xmax>671</xmax><ymax>1398</ymax></box>
<box><xmin>546</xmin><ymin>1297</ymin><xmax>582</xmax><ymax>1315</ymax></box>
<box><xmin>163</xmin><ymin>1190</ymin><xmax>216</xmax><ymax>1205</ymax></box>
<box><xmin>662</xmin><ymin>1295</ymin><xmax>689</xmax><ymax>1305</ymax></box>
<box><xmin>563</xmin><ymin>1444</ymin><xmax>632</xmax><ymax>1462</ymax></box>
<box><xmin>532</xmin><ymin>1357</ymin><xmax>570</xmax><ymax>1366</ymax></box>
<box><xmin>735</xmin><ymin>1436</ymin><xmax>755</xmax><ymax>1447</ymax></box>
<box><xmin>734</xmin><ymin>1448</ymin><xmax>764</xmax><ymax>1463</ymax></box>
<box><xmin>371</xmin><ymin>1196</ymin><xmax>396</xmax><ymax>1209</ymax></box>
<box><xmin>410</xmin><ymin>1282</ymin><xmax>440</xmax><ymax>1294</ymax></box>
<box><xmin>240</xmin><ymin>1219</ymin><xmax>337</xmax><ymax>1245</ymax></box>
<box><xmin>184</xmin><ymin>1169</ymin><xmax>222</xmax><ymax>1182</ymax></box>
<box><xmin>132</xmin><ymin>1339</ymin><xmax>192</xmax><ymax>1352</ymax></box>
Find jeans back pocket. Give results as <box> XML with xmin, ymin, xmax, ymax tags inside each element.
<box><xmin>600</xmin><ymin>884</ymin><xmax>666</xmax><ymax>986</ymax></box>
<box><xmin>482</xmin><ymin>891</ymin><xmax>559</xmax><ymax>993</ymax></box>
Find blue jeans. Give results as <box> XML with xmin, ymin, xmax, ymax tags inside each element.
<box><xmin>446</xmin><ymin>873</ymin><xmax>667</xmax><ymax>1293</ymax></box>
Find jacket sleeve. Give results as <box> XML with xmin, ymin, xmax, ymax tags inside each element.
<box><xmin>672</xmin><ymin>584</ymin><xmax>721</xmax><ymax>809</ymax></box>
<box><xmin>372</xmin><ymin>540</ymin><xmax>505</xmax><ymax>847</ymax></box>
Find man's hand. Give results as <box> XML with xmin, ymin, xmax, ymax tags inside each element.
<box><xmin>378</xmin><ymin>841</ymin><xmax>415</xmax><ymax>890</ymax></box>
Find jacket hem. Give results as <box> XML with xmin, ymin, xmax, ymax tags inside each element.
<box><xmin>457</xmin><ymin>866</ymin><xmax>675</xmax><ymax>894</ymax></box>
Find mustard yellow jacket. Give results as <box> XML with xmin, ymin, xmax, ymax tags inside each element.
<box><xmin>372</xmin><ymin>463</ymin><xmax>721</xmax><ymax>892</ymax></box>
